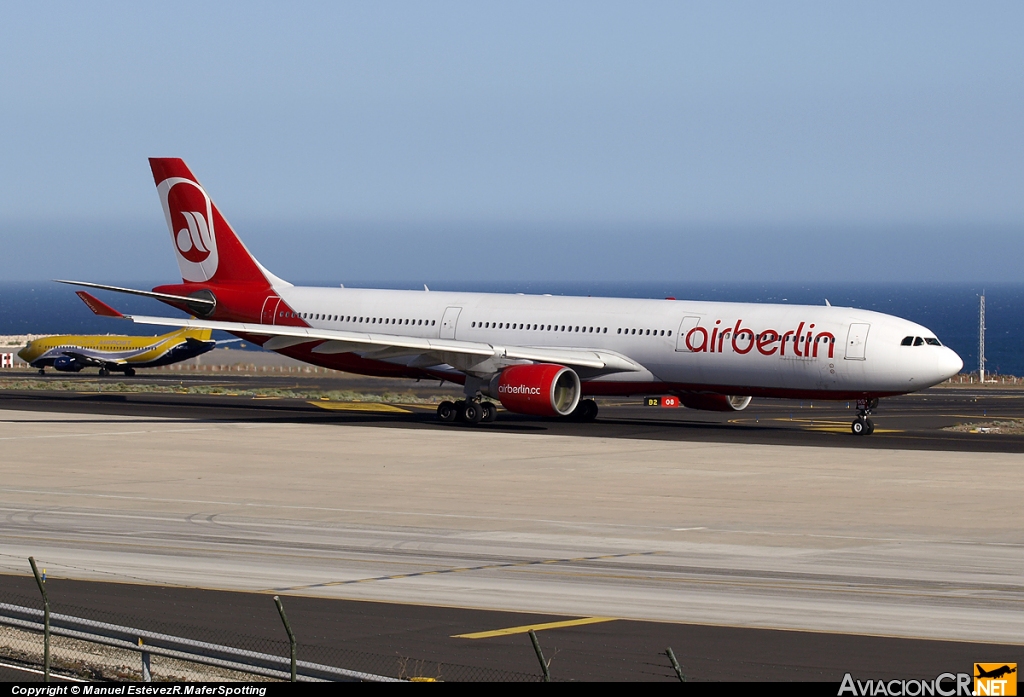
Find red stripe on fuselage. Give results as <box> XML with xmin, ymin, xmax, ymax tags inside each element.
<box><xmin>251</xmin><ymin>340</ymin><xmax>899</xmax><ymax>401</ymax></box>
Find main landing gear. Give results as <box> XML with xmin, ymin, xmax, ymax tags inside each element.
<box><xmin>437</xmin><ymin>399</ymin><xmax>497</xmax><ymax>424</ymax></box>
<box><xmin>567</xmin><ymin>398</ymin><xmax>599</xmax><ymax>422</ymax></box>
<box><xmin>436</xmin><ymin>398</ymin><xmax>600</xmax><ymax>424</ymax></box>
<box><xmin>851</xmin><ymin>398</ymin><xmax>879</xmax><ymax>436</ymax></box>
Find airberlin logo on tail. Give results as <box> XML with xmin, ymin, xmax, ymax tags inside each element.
<box><xmin>156</xmin><ymin>177</ymin><xmax>219</xmax><ymax>282</ymax></box>
<box><xmin>176</xmin><ymin>210</ymin><xmax>212</xmax><ymax>262</ymax></box>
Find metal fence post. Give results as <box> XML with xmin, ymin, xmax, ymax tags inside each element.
<box><xmin>528</xmin><ymin>629</ymin><xmax>550</xmax><ymax>682</ymax></box>
<box><xmin>666</xmin><ymin>647</ymin><xmax>686</xmax><ymax>682</ymax></box>
<box><xmin>139</xmin><ymin>638</ymin><xmax>151</xmax><ymax>681</ymax></box>
<box><xmin>28</xmin><ymin>557</ymin><xmax>49</xmax><ymax>682</ymax></box>
<box><xmin>273</xmin><ymin>596</ymin><xmax>296</xmax><ymax>682</ymax></box>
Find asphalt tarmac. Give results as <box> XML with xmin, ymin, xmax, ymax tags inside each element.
<box><xmin>2</xmin><ymin>372</ymin><xmax>1024</xmax><ymax>452</ymax></box>
<box><xmin>0</xmin><ymin>575</ymin><xmax>1017</xmax><ymax>683</ymax></box>
<box><xmin>0</xmin><ymin>375</ymin><xmax>1021</xmax><ymax>682</ymax></box>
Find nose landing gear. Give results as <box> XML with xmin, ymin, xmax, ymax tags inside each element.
<box><xmin>851</xmin><ymin>398</ymin><xmax>879</xmax><ymax>435</ymax></box>
<box><xmin>851</xmin><ymin>417</ymin><xmax>873</xmax><ymax>435</ymax></box>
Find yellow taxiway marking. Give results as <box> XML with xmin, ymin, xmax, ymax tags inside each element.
<box><xmin>309</xmin><ymin>401</ymin><xmax>411</xmax><ymax>413</ymax></box>
<box><xmin>802</xmin><ymin>425</ymin><xmax>902</xmax><ymax>434</ymax></box>
<box><xmin>730</xmin><ymin>417</ymin><xmax>902</xmax><ymax>433</ymax></box>
<box><xmin>453</xmin><ymin>616</ymin><xmax>617</xmax><ymax>639</ymax></box>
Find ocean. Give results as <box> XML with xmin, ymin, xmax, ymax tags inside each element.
<box><xmin>1</xmin><ymin>281</ymin><xmax>1018</xmax><ymax>375</ymax></box>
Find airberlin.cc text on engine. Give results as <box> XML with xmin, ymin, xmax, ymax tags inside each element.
<box><xmin>497</xmin><ymin>384</ymin><xmax>543</xmax><ymax>395</ymax></box>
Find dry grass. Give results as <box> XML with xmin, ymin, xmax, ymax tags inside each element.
<box><xmin>0</xmin><ymin>377</ymin><xmax>459</xmax><ymax>404</ymax></box>
<box><xmin>943</xmin><ymin>420</ymin><xmax>1024</xmax><ymax>434</ymax></box>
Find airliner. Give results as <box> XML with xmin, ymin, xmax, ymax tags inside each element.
<box><xmin>18</xmin><ymin>317</ymin><xmax>215</xmax><ymax>376</ymax></box>
<box><xmin>61</xmin><ymin>158</ymin><xmax>963</xmax><ymax>435</ymax></box>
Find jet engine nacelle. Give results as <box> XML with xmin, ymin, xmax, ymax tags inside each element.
<box><xmin>490</xmin><ymin>364</ymin><xmax>581</xmax><ymax>417</ymax></box>
<box><xmin>679</xmin><ymin>394</ymin><xmax>752</xmax><ymax>412</ymax></box>
<box><xmin>52</xmin><ymin>356</ymin><xmax>83</xmax><ymax>372</ymax></box>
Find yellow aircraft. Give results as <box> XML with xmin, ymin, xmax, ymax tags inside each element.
<box><xmin>18</xmin><ymin>326</ymin><xmax>215</xmax><ymax>376</ymax></box>
<box><xmin>18</xmin><ymin>291</ymin><xmax>215</xmax><ymax>376</ymax></box>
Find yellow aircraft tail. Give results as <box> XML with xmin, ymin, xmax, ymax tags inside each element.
<box><xmin>161</xmin><ymin>327</ymin><xmax>213</xmax><ymax>342</ymax></box>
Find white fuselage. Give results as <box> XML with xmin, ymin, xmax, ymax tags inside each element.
<box><xmin>272</xmin><ymin>286</ymin><xmax>963</xmax><ymax>398</ymax></box>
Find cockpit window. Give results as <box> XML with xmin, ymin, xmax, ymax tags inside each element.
<box><xmin>925</xmin><ymin>337</ymin><xmax>942</xmax><ymax>346</ymax></box>
<box><xmin>901</xmin><ymin>336</ymin><xmax>914</xmax><ymax>346</ymax></box>
<box><xmin>913</xmin><ymin>337</ymin><xmax>924</xmax><ymax>346</ymax></box>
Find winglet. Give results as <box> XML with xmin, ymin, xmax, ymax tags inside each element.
<box><xmin>75</xmin><ymin>291</ymin><xmax>125</xmax><ymax>318</ymax></box>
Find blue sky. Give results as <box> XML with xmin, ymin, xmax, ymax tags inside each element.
<box><xmin>1</xmin><ymin>2</ymin><xmax>1022</xmax><ymax>283</ymax></box>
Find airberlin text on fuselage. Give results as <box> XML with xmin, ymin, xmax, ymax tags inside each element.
<box><xmin>686</xmin><ymin>320</ymin><xmax>836</xmax><ymax>358</ymax></box>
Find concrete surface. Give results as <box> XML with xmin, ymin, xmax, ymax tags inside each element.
<box><xmin>0</xmin><ymin>408</ymin><xmax>1020</xmax><ymax>644</ymax></box>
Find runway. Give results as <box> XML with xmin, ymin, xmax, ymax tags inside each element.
<box><xmin>4</xmin><ymin>372</ymin><xmax>1024</xmax><ymax>451</ymax></box>
<box><xmin>0</xmin><ymin>381</ymin><xmax>1021</xmax><ymax>680</ymax></box>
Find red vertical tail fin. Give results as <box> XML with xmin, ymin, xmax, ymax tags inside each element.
<box><xmin>149</xmin><ymin>158</ymin><xmax>288</xmax><ymax>289</ymax></box>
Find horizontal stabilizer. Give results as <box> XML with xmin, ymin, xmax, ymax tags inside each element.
<box><xmin>56</xmin><ymin>280</ymin><xmax>216</xmax><ymax>307</ymax></box>
<box><xmin>75</xmin><ymin>291</ymin><xmax>125</xmax><ymax>318</ymax></box>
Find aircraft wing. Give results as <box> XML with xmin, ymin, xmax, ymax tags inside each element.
<box><xmin>60</xmin><ymin>349</ymin><xmax>128</xmax><ymax>368</ymax></box>
<box><xmin>122</xmin><ymin>314</ymin><xmax>645</xmax><ymax>376</ymax></box>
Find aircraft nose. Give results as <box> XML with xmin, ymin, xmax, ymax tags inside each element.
<box><xmin>939</xmin><ymin>347</ymin><xmax>963</xmax><ymax>380</ymax></box>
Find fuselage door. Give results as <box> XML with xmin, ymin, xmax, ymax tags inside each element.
<box><xmin>440</xmin><ymin>307</ymin><xmax>462</xmax><ymax>340</ymax></box>
<box><xmin>261</xmin><ymin>296</ymin><xmax>280</xmax><ymax>325</ymax></box>
<box><xmin>675</xmin><ymin>316</ymin><xmax>702</xmax><ymax>351</ymax></box>
<box><xmin>845</xmin><ymin>323</ymin><xmax>870</xmax><ymax>360</ymax></box>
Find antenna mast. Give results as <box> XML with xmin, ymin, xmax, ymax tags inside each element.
<box><xmin>979</xmin><ymin>293</ymin><xmax>986</xmax><ymax>383</ymax></box>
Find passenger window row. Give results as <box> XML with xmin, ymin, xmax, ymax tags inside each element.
<box><xmin>753</xmin><ymin>334</ymin><xmax>835</xmax><ymax>344</ymax></box>
<box><xmin>618</xmin><ymin>328</ymin><xmax>672</xmax><ymax>337</ymax></box>
<box><xmin>470</xmin><ymin>322</ymin><xmax>609</xmax><ymax>333</ymax></box>
<box><xmin>901</xmin><ymin>336</ymin><xmax>942</xmax><ymax>346</ymax></box>
<box><xmin>281</xmin><ymin>311</ymin><xmax>436</xmax><ymax>327</ymax></box>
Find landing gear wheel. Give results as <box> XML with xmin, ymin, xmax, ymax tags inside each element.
<box><xmin>480</xmin><ymin>402</ymin><xmax>497</xmax><ymax>423</ymax></box>
<box><xmin>38</xmin><ymin>369</ymin><xmax>45</xmax><ymax>375</ymax></box>
<box><xmin>98</xmin><ymin>368</ymin><xmax>110</xmax><ymax>377</ymax></box>
<box><xmin>124</xmin><ymin>368</ymin><xmax>136</xmax><ymax>377</ymax></box>
<box><xmin>577</xmin><ymin>399</ymin><xmax>599</xmax><ymax>422</ymax></box>
<box><xmin>461</xmin><ymin>401</ymin><xmax>483</xmax><ymax>424</ymax></box>
<box><xmin>436</xmin><ymin>401</ymin><xmax>457</xmax><ymax>423</ymax></box>
<box><xmin>852</xmin><ymin>398</ymin><xmax>879</xmax><ymax>436</ymax></box>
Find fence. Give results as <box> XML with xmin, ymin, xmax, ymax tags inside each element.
<box><xmin>946</xmin><ymin>373</ymin><xmax>1022</xmax><ymax>384</ymax></box>
<box><xmin>0</xmin><ymin>602</ymin><xmax>399</xmax><ymax>682</ymax></box>
<box><xmin>0</xmin><ymin>561</ymin><xmax>557</xmax><ymax>683</ymax></box>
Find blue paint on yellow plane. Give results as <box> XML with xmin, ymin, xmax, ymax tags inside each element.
<box><xmin>18</xmin><ymin>327</ymin><xmax>215</xmax><ymax>376</ymax></box>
